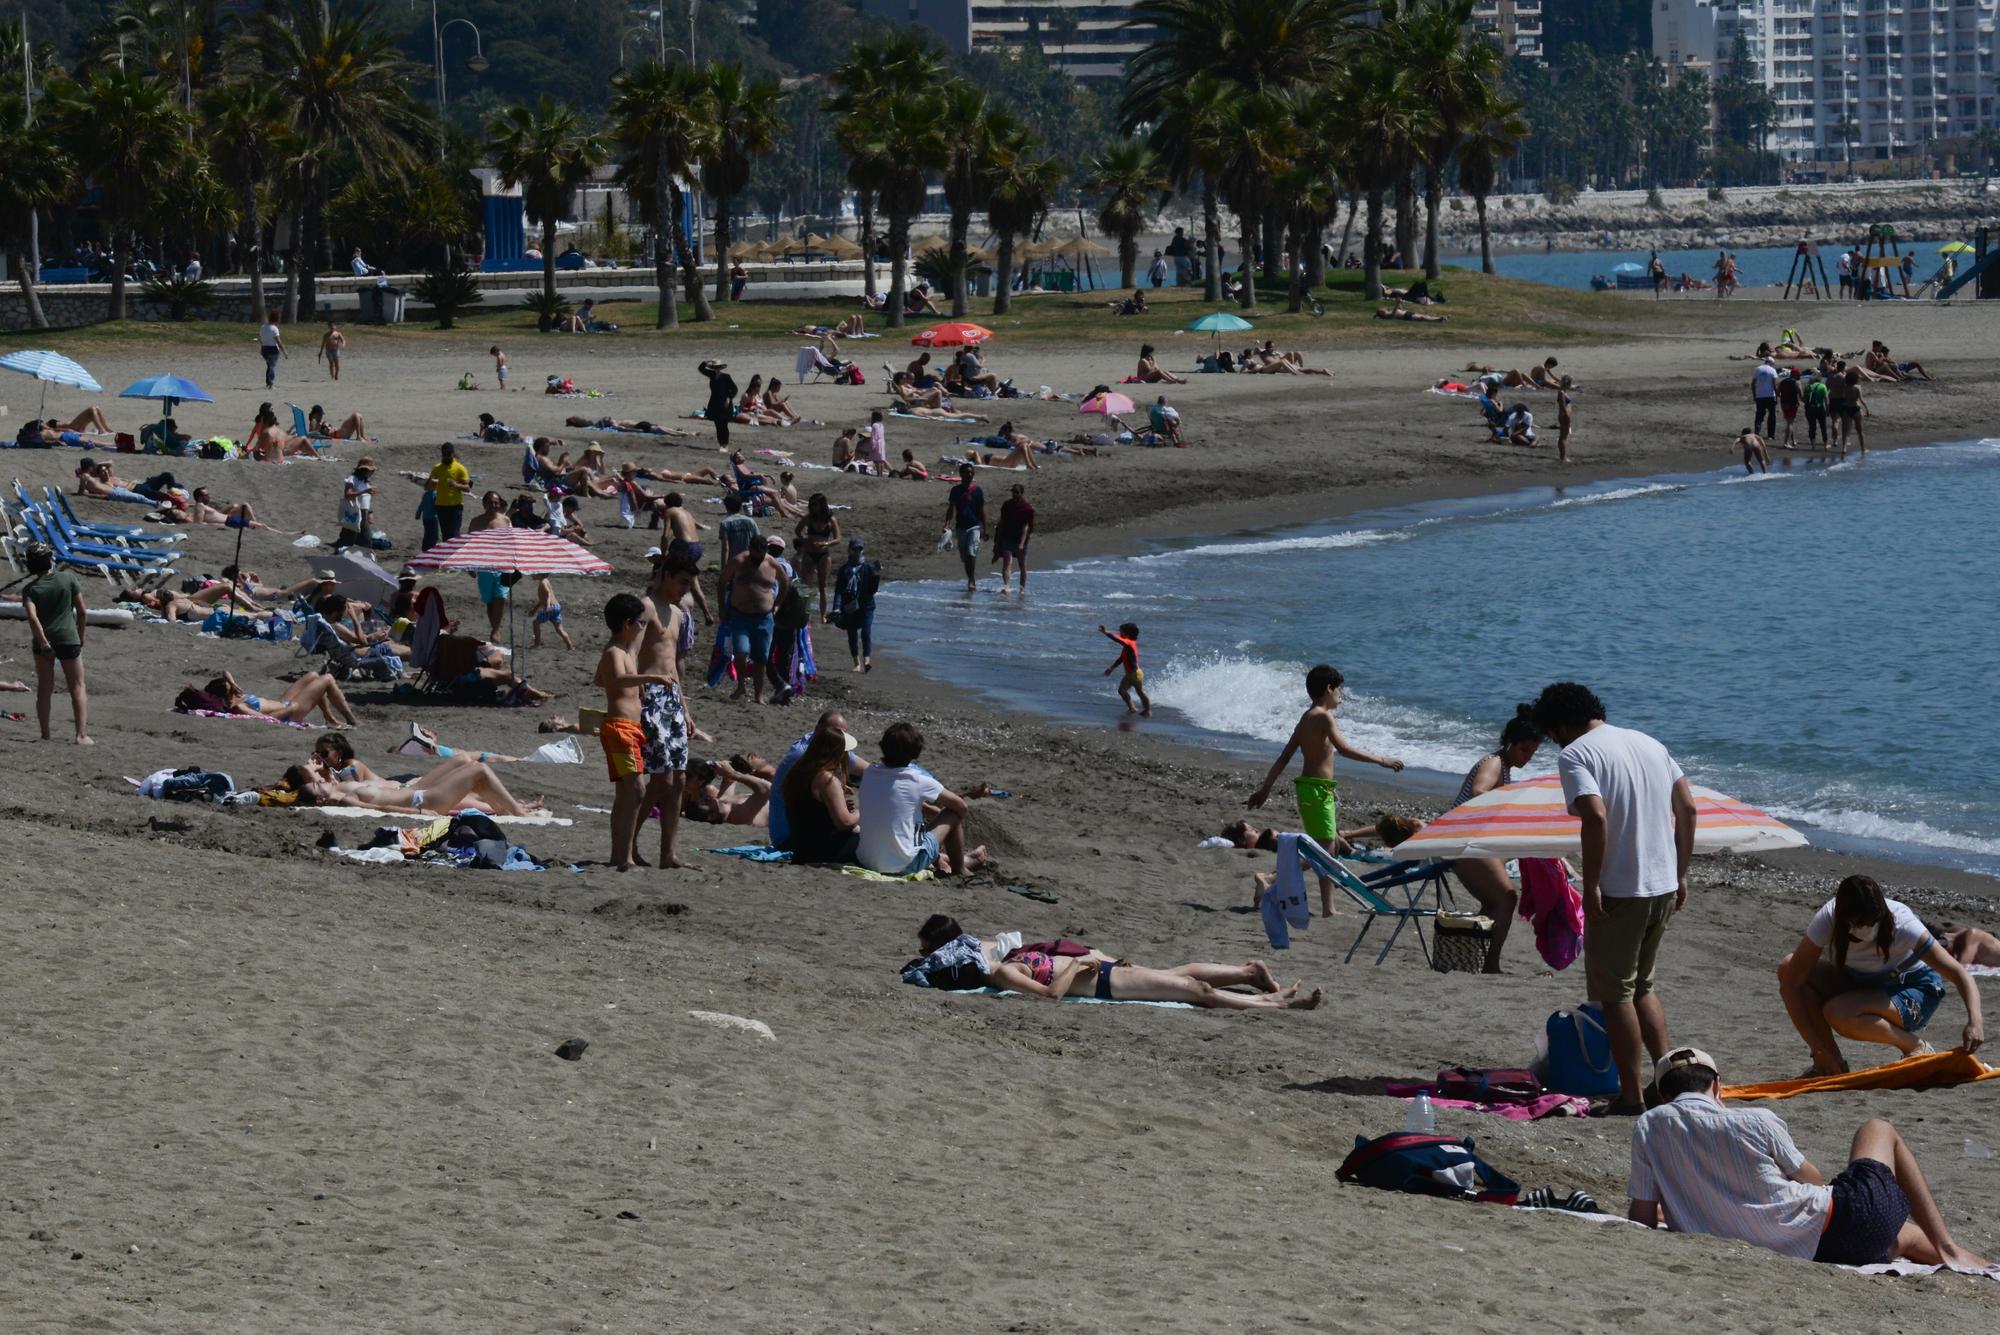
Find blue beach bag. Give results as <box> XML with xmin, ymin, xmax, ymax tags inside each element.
<box><xmin>1542</xmin><ymin>1002</ymin><xmax>1620</xmax><ymax>1098</ymax></box>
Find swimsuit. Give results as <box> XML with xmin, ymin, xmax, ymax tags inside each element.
<box><xmin>1294</xmin><ymin>776</ymin><xmax>1338</xmax><ymax>845</ymax></box>
<box><xmin>1014</xmin><ymin>951</ymin><xmax>1056</xmax><ymax>986</ymax></box>
<box><xmin>534</xmin><ymin>604</ymin><xmax>563</xmax><ymax>625</ymax></box>
<box><xmin>599</xmin><ymin>717</ymin><xmax>646</xmax><ymax>781</ymax></box>
<box><xmin>639</xmin><ymin>681</ymin><xmax>689</xmax><ymax>774</ymax></box>
<box><xmin>408</xmin><ymin>789</ymin><xmax>426</xmax><ymax>810</ymax></box>
<box><xmin>1094</xmin><ymin>959</ymin><xmax>1117</xmax><ymax>1001</ymax></box>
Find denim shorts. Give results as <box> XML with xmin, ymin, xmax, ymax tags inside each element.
<box><xmin>900</xmin><ymin>830</ymin><xmax>941</xmax><ymax>875</ymax></box>
<box><xmin>1885</xmin><ymin>966</ymin><xmax>1946</xmax><ymax>1032</ymax></box>
<box><xmin>724</xmin><ymin>611</ymin><xmax>775</xmax><ymax>663</ymax></box>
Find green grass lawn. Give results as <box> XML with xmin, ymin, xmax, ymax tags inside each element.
<box><xmin>4</xmin><ymin>266</ymin><xmax>1675</xmax><ymax>356</ymax></box>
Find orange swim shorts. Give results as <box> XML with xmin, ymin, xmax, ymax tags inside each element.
<box><xmin>599</xmin><ymin>717</ymin><xmax>646</xmax><ymax>781</ymax></box>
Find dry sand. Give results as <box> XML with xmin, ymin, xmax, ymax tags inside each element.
<box><xmin>2</xmin><ymin>297</ymin><xmax>1999</xmax><ymax>1331</ymax></box>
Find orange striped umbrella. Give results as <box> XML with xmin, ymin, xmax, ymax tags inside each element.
<box><xmin>1391</xmin><ymin>774</ymin><xmax>1805</xmax><ymax>860</ymax></box>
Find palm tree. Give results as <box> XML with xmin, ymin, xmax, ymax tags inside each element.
<box><xmin>938</xmin><ymin>82</ymin><xmax>1007</xmax><ymax>317</ymax></box>
<box><xmin>1336</xmin><ymin>53</ymin><xmax>1430</xmax><ymax>300</ymax></box>
<box><xmin>1124</xmin><ymin>0</ymin><xmax>1369</xmax><ymax>103</ymax></box>
<box><xmin>1214</xmin><ymin>93</ymin><xmax>1299</xmax><ymax>309</ymax></box>
<box><xmin>1385</xmin><ymin>0</ymin><xmax>1499</xmax><ymax>279</ymax></box>
<box><xmin>1455</xmin><ymin>100</ymin><xmax>1527</xmax><ymax>275</ymax></box>
<box><xmin>233</xmin><ymin>0</ymin><xmax>430</xmax><ymax>319</ymax></box>
<box><xmin>701</xmin><ymin>64</ymin><xmax>786</xmax><ymax>303</ymax></box>
<box><xmin>984</xmin><ymin>123</ymin><xmax>1062</xmax><ymax>316</ymax></box>
<box><xmin>865</xmin><ymin>88</ymin><xmax>950</xmax><ymax>328</ymax></box>
<box><xmin>1133</xmin><ymin>73</ymin><xmax>1235</xmax><ymax>302</ymax></box>
<box><xmin>52</xmin><ymin>66</ymin><xmax>188</xmax><ymax>319</ymax></box>
<box><xmin>610</xmin><ymin>60</ymin><xmax>717</xmax><ymax>329</ymax></box>
<box><xmin>826</xmin><ymin>34</ymin><xmax>949</xmax><ymax>301</ymax></box>
<box><xmin>488</xmin><ymin>97</ymin><xmax>608</xmax><ymax>307</ymax></box>
<box><xmin>0</xmin><ymin>93</ymin><xmax>74</xmax><ymax>330</ymax></box>
<box><xmin>1087</xmin><ymin>141</ymin><xmax>1169</xmax><ymax>291</ymax></box>
<box><xmin>202</xmin><ymin>77</ymin><xmax>291</xmax><ymax>324</ymax></box>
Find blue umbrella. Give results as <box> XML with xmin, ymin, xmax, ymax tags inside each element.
<box><xmin>119</xmin><ymin>374</ymin><xmax>214</xmax><ymax>414</ymax></box>
<box><xmin>1186</xmin><ymin>310</ymin><xmax>1254</xmax><ymax>353</ymax></box>
<box><xmin>0</xmin><ymin>349</ymin><xmax>101</xmax><ymax>416</ymax></box>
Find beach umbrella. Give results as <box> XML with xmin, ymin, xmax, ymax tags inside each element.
<box><xmin>911</xmin><ymin>321</ymin><xmax>993</xmax><ymax>348</ymax></box>
<box><xmin>1939</xmin><ymin>241</ymin><xmax>1974</xmax><ymax>254</ymax></box>
<box><xmin>302</xmin><ymin>549</ymin><xmax>400</xmax><ymax>607</ymax></box>
<box><xmin>1079</xmin><ymin>390</ymin><xmax>1136</xmax><ymax>417</ymax></box>
<box><xmin>406</xmin><ymin>528</ymin><xmax>612</xmax><ymax>689</ymax></box>
<box><xmin>118</xmin><ymin>374</ymin><xmax>214</xmax><ymax>414</ymax></box>
<box><xmin>820</xmin><ymin>232</ymin><xmax>865</xmax><ymax>259</ymax></box>
<box><xmin>1386</xmin><ymin>774</ymin><xmax>1807</xmax><ymax>861</ymax></box>
<box><xmin>728</xmin><ymin>239</ymin><xmax>763</xmax><ymax>259</ymax></box>
<box><xmin>0</xmin><ymin>349</ymin><xmax>101</xmax><ymax>416</ymax></box>
<box><xmin>1187</xmin><ymin>310</ymin><xmax>1253</xmax><ymax>352</ymax></box>
<box><xmin>1048</xmin><ymin>235</ymin><xmax>1110</xmax><ymax>259</ymax></box>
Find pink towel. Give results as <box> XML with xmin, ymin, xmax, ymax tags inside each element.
<box><xmin>1384</xmin><ymin>1086</ymin><xmax>1593</xmax><ymax>1121</ymax></box>
<box><xmin>1518</xmin><ymin>858</ymin><xmax>1584</xmax><ymax>971</ymax></box>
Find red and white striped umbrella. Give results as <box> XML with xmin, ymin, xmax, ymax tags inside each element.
<box><xmin>404</xmin><ymin>528</ymin><xmax>612</xmax><ymax>576</ymax></box>
<box><xmin>1391</xmin><ymin>774</ymin><xmax>1806</xmax><ymax>860</ymax></box>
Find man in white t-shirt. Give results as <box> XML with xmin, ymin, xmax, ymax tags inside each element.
<box><xmin>1750</xmin><ymin>356</ymin><xmax>1780</xmax><ymax>439</ymax></box>
<box><xmin>258</xmin><ymin>316</ymin><xmax>286</xmax><ymax>388</ymax></box>
<box><xmin>856</xmin><ymin>722</ymin><xmax>986</xmax><ymax>876</ymax></box>
<box><xmin>1534</xmin><ymin>681</ymin><xmax>1698</xmax><ymax>1114</ymax></box>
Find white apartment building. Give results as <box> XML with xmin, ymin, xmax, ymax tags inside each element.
<box><xmin>1654</xmin><ymin>0</ymin><xmax>1999</xmax><ymax>161</ymax></box>
<box><xmin>1471</xmin><ymin>1</ymin><xmax>1545</xmax><ymax>60</ymax></box>
<box><xmin>859</xmin><ymin>0</ymin><xmax>1157</xmax><ymax>81</ymax></box>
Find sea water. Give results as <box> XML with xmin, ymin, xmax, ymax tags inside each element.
<box><xmin>875</xmin><ymin>440</ymin><xmax>2000</xmax><ymax>876</ymax></box>
<box><xmin>1490</xmin><ymin>242</ymin><xmax>1946</xmax><ymax>292</ymax></box>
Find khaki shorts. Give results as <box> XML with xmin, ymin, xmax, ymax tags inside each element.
<box><xmin>1584</xmin><ymin>893</ymin><xmax>1676</xmax><ymax>1004</ymax></box>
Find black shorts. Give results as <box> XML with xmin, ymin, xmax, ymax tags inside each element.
<box><xmin>1812</xmin><ymin>1158</ymin><xmax>1909</xmax><ymax>1266</ymax></box>
<box><xmin>34</xmin><ymin>642</ymin><xmax>82</xmax><ymax>662</ymax></box>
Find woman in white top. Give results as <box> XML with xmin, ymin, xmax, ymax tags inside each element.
<box><xmin>1778</xmin><ymin>874</ymin><xmax>1984</xmax><ymax>1076</ymax></box>
<box><xmin>1447</xmin><ymin>704</ymin><xmax>1545</xmax><ymax>973</ymax></box>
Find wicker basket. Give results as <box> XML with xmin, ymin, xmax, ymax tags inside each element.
<box><xmin>1433</xmin><ymin>911</ymin><xmax>1494</xmax><ymax>974</ymax></box>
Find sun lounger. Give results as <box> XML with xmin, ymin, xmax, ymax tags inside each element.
<box><xmin>21</xmin><ymin>482</ymin><xmax>155</xmax><ymax>543</ymax></box>
<box><xmin>16</xmin><ymin>506</ymin><xmax>177</xmax><ymax>570</ymax></box>
<box><xmin>40</xmin><ymin>486</ymin><xmax>183</xmax><ymax>548</ymax></box>
<box><xmin>1292</xmin><ymin>834</ymin><xmax>1443</xmax><ymax>966</ymax></box>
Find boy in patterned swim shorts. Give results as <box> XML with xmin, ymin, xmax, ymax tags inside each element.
<box><xmin>1246</xmin><ymin>664</ymin><xmax>1406</xmax><ymax>917</ymax></box>
<box><xmin>632</xmin><ymin>548</ymin><xmax>704</xmax><ymax>869</ymax></box>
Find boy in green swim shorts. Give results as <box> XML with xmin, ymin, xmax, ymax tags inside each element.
<box><xmin>1247</xmin><ymin>664</ymin><xmax>1407</xmax><ymax>916</ymax></box>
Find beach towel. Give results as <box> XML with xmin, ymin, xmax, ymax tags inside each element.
<box><xmin>1518</xmin><ymin>857</ymin><xmax>1584</xmax><ymax>971</ymax></box>
<box><xmin>706</xmin><ymin>844</ymin><xmax>794</xmax><ymax>863</ymax></box>
<box><xmin>171</xmin><ymin>707</ymin><xmax>313</xmax><ymax>728</ymax></box>
<box><xmin>1722</xmin><ymin>1049</ymin><xmax>2000</xmax><ymax>1102</ymax></box>
<box><xmin>841</xmin><ymin>865</ymin><xmax>937</xmax><ymax>883</ymax></box>
<box><xmin>1427</xmin><ymin>380</ymin><xmax>1483</xmax><ymax>399</ymax></box>
<box><xmin>890</xmin><ymin>409</ymin><xmax>983</xmax><ymax>425</ymax></box>
<box><xmin>306</xmin><ymin>806</ymin><xmax>573</xmax><ymax>827</ymax></box>
<box><xmin>966</xmin><ymin>988</ymin><xmax>1195</xmax><ymax>1010</ymax></box>
<box><xmin>1969</xmin><ymin>963</ymin><xmax>2000</xmax><ymax>978</ymax></box>
<box><xmin>1259</xmin><ymin>833</ymin><xmax>1314</xmax><ymax>949</ymax></box>
<box><xmin>1383</xmin><ymin>1087</ymin><xmax>1593</xmax><ymax>1121</ymax></box>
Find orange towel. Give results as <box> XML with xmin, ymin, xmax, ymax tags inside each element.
<box><xmin>1722</xmin><ymin>1050</ymin><xmax>2000</xmax><ymax>1102</ymax></box>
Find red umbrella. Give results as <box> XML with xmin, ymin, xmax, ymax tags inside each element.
<box><xmin>405</xmin><ymin>528</ymin><xmax>613</xmax><ymax>576</ymax></box>
<box><xmin>910</xmin><ymin>322</ymin><xmax>994</xmax><ymax>348</ymax></box>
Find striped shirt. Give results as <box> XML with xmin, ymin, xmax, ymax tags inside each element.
<box><xmin>1627</xmin><ymin>1093</ymin><xmax>1830</xmax><ymax>1259</ymax></box>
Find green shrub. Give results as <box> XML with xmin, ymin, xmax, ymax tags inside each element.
<box><xmin>413</xmin><ymin>266</ymin><xmax>484</xmax><ymax>330</ymax></box>
<box><xmin>139</xmin><ymin>275</ymin><xmax>216</xmax><ymax>322</ymax></box>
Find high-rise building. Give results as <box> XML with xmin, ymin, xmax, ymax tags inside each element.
<box><xmin>858</xmin><ymin>1</ymin><xmax>1158</xmax><ymax>80</ymax></box>
<box><xmin>1472</xmin><ymin>1</ymin><xmax>1546</xmax><ymax>60</ymax></box>
<box><xmin>1653</xmin><ymin>0</ymin><xmax>1999</xmax><ymax>161</ymax></box>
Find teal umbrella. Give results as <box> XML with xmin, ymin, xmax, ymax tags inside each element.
<box><xmin>1186</xmin><ymin>310</ymin><xmax>1253</xmax><ymax>352</ymax></box>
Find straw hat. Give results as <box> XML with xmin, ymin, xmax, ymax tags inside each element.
<box><xmin>582</xmin><ymin>441</ymin><xmax>605</xmax><ymax>456</ymax></box>
<box><xmin>353</xmin><ymin>456</ymin><xmax>376</xmax><ymax>472</ymax></box>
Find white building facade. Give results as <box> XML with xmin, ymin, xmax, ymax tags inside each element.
<box><xmin>1654</xmin><ymin>0</ymin><xmax>1999</xmax><ymax>161</ymax></box>
<box><xmin>1471</xmin><ymin>1</ymin><xmax>1545</xmax><ymax>60</ymax></box>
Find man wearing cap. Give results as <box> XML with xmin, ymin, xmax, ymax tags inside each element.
<box><xmin>337</xmin><ymin>457</ymin><xmax>376</xmax><ymax>550</ymax></box>
<box><xmin>1627</xmin><ymin>1046</ymin><xmax>1987</xmax><ymax>1270</ymax></box>
<box><xmin>769</xmin><ymin>709</ymin><xmax>870</xmax><ymax>853</ymax></box>
<box><xmin>1750</xmin><ymin>355</ymin><xmax>1780</xmax><ymax>440</ymax></box>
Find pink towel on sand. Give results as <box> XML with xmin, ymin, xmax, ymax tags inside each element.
<box><xmin>1518</xmin><ymin>857</ymin><xmax>1584</xmax><ymax>971</ymax></box>
<box><xmin>1385</xmin><ymin>1086</ymin><xmax>1593</xmax><ymax>1121</ymax></box>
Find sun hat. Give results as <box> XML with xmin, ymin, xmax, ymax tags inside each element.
<box><xmin>354</xmin><ymin>456</ymin><xmax>376</xmax><ymax>471</ymax></box>
<box><xmin>314</xmin><ymin>569</ymin><xmax>337</xmax><ymax>581</ymax></box>
<box><xmin>841</xmin><ymin>731</ymin><xmax>859</xmax><ymax>753</ymax></box>
<box><xmin>397</xmin><ymin>566</ymin><xmax>418</xmax><ymax>582</ymax></box>
<box><xmin>1654</xmin><ymin>1046</ymin><xmax>1719</xmax><ymax>1085</ymax></box>
<box><xmin>582</xmin><ymin>441</ymin><xmax>605</xmax><ymax>455</ymax></box>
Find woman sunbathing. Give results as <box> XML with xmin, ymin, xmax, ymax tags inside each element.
<box><xmin>1134</xmin><ymin>343</ymin><xmax>1186</xmax><ymax>385</ymax></box>
<box><xmin>307</xmin><ymin>405</ymin><xmax>370</xmax><ymax>440</ymax></box>
<box><xmin>56</xmin><ymin>406</ymin><xmax>116</xmax><ymax>435</ymax></box>
<box><xmin>682</xmin><ymin>757</ymin><xmax>773</xmax><ymax>826</ymax></box>
<box><xmin>913</xmin><ymin>915</ymin><xmax>1322</xmax><ymax>1010</ymax></box>
<box><xmin>246</xmin><ymin>408</ymin><xmax>316</xmax><ymax>461</ymax></box>
<box><xmin>889</xmin><ymin>376</ymin><xmax>991</xmax><ymax>422</ymax></box>
<box><xmin>970</xmin><ymin>422</ymin><xmax>1040</xmax><ymax>470</ymax></box>
<box><xmin>280</xmin><ymin>760</ymin><xmax>542</xmax><ymax>816</ymax></box>
<box><xmin>118</xmin><ymin>585</ymin><xmax>220</xmax><ymax>622</ymax></box>
<box><xmin>201</xmin><ymin>670</ymin><xmax>359</xmax><ymax>727</ymax></box>
<box><xmin>1374</xmin><ymin>302</ymin><xmax>1448</xmax><ymax>323</ymax></box>
<box><xmin>1248</xmin><ymin>341</ymin><xmax>1332</xmax><ymax>376</ymax></box>
<box><xmin>76</xmin><ymin>461</ymin><xmax>164</xmax><ymax>505</ymax></box>
<box><xmin>1941</xmin><ymin>925</ymin><xmax>2000</xmax><ymax>967</ymax></box>
<box><xmin>1866</xmin><ymin>342</ymin><xmax>1931</xmax><ymax>382</ymax></box>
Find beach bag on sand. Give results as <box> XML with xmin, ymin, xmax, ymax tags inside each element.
<box><xmin>1337</xmin><ymin>1132</ymin><xmax>1519</xmax><ymax>1205</ymax></box>
<box><xmin>1433</xmin><ymin>1067</ymin><xmax>1542</xmax><ymax>1104</ymax></box>
<box><xmin>159</xmin><ymin>768</ymin><xmax>235</xmax><ymax>803</ymax></box>
<box><xmin>1540</xmin><ymin>1003</ymin><xmax>1619</xmax><ymax>1098</ymax></box>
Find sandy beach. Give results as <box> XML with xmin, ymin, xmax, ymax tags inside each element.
<box><xmin>3</xmin><ymin>291</ymin><xmax>1999</xmax><ymax>1331</ymax></box>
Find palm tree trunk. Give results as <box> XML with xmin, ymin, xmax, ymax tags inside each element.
<box><xmin>1119</xmin><ymin>235</ymin><xmax>1137</xmax><ymax>291</ymax></box>
<box><xmin>654</xmin><ymin>171</ymin><xmax>679</xmax><ymax>330</ymax></box>
<box><xmin>1237</xmin><ymin>218</ymin><xmax>1255</xmax><ymax>310</ymax></box>
<box><xmin>1476</xmin><ymin>195</ymin><xmax>1493</xmax><ymax>274</ymax></box>
<box><xmin>299</xmin><ymin>188</ymin><xmax>321</xmax><ymax>321</ymax></box>
<box><xmin>1201</xmin><ymin>179</ymin><xmax>1221</xmax><ymax>302</ymax></box>
<box><xmin>1285</xmin><ymin>227</ymin><xmax>1303</xmax><ymax>314</ymax></box>
<box><xmin>108</xmin><ymin>228</ymin><xmax>130</xmax><ymax>321</ymax></box>
<box><xmin>948</xmin><ymin>205</ymin><xmax>969</xmax><ymax>318</ymax></box>
<box><xmin>1336</xmin><ymin>191</ymin><xmax>1357</xmax><ymax>274</ymax></box>
<box><xmin>1393</xmin><ymin>168</ymin><xmax>1416</xmax><ymax>271</ymax></box>
<box><xmin>1260</xmin><ymin>208</ymin><xmax>1281</xmax><ymax>286</ymax></box>
<box><xmin>993</xmin><ymin>233</ymin><xmax>1015</xmax><ymax>316</ymax></box>
<box><xmin>1307</xmin><ymin>225</ymin><xmax>1327</xmax><ymax>289</ymax></box>
<box><xmin>1422</xmin><ymin>162</ymin><xmax>1442</xmax><ymax>280</ymax></box>
<box><xmin>714</xmin><ymin>194</ymin><xmax>730</xmax><ymax>302</ymax></box>
<box><xmin>12</xmin><ymin>250</ymin><xmax>49</xmax><ymax>331</ymax></box>
<box><xmin>542</xmin><ymin>219</ymin><xmax>558</xmax><ymax>305</ymax></box>
<box><xmin>241</xmin><ymin>181</ymin><xmax>266</xmax><ymax>324</ymax></box>
<box><xmin>885</xmin><ymin>212</ymin><xmax>909</xmax><ymax>329</ymax></box>
<box><xmin>1364</xmin><ymin>190</ymin><xmax>1385</xmax><ymax>300</ymax></box>
<box><xmin>859</xmin><ymin>191</ymin><xmax>877</xmax><ymax>299</ymax></box>
<box><xmin>669</xmin><ymin>182</ymin><xmax>713</xmax><ymax>322</ymax></box>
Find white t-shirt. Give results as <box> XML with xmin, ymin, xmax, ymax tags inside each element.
<box><xmin>259</xmin><ymin>322</ymin><xmax>281</xmax><ymax>350</ymax></box>
<box><xmin>857</xmin><ymin>763</ymin><xmax>944</xmax><ymax>873</ymax></box>
<box><xmin>340</xmin><ymin>475</ymin><xmax>373</xmax><ymax>527</ymax></box>
<box><xmin>183</xmin><ymin>259</ymin><xmax>202</xmax><ymax>282</ymax></box>
<box><xmin>1752</xmin><ymin>364</ymin><xmax>1779</xmax><ymax>398</ymax></box>
<box><xmin>1557</xmin><ymin>723</ymin><xmax>1686</xmax><ymax>898</ymax></box>
<box><xmin>1838</xmin><ymin>252</ymin><xmax>1852</xmax><ymax>277</ymax></box>
<box><xmin>1805</xmin><ymin>897</ymin><xmax>1934</xmax><ymax>982</ymax></box>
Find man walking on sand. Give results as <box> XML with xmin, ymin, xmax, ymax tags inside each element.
<box><xmin>1533</xmin><ymin>682</ymin><xmax>1698</xmax><ymax>1116</ymax></box>
<box><xmin>1247</xmin><ymin>664</ymin><xmax>1405</xmax><ymax>917</ymax></box>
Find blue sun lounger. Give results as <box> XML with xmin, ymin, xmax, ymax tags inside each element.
<box><xmin>1293</xmin><ymin>835</ymin><xmax>1450</xmax><ymax>966</ymax></box>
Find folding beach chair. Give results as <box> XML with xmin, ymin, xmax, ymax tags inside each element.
<box><xmin>287</xmin><ymin>403</ymin><xmax>335</xmax><ymax>455</ymax></box>
<box><xmin>1292</xmin><ymin>834</ymin><xmax>1442</xmax><ymax>966</ymax></box>
<box><xmin>40</xmin><ymin>484</ymin><xmax>178</xmax><ymax>543</ymax></box>
<box><xmin>795</xmin><ymin>346</ymin><xmax>831</xmax><ymax>385</ymax></box>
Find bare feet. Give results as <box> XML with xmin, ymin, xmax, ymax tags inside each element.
<box><xmin>659</xmin><ymin>854</ymin><xmax>685</xmax><ymax>869</ymax></box>
<box><xmin>1247</xmin><ymin>960</ymin><xmax>1280</xmax><ymax>993</ymax></box>
<box><xmin>1287</xmin><ymin>987</ymin><xmax>1324</xmax><ymax>1011</ymax></box>
<box><xmin>961</xmin><ymin>845</ymin><xmax>990</xmax><ymax>873</ymax></box>
<box><xmin>1940</xmin><ymin>1243</ymin><xmax>1992</xmax><ymax>1272</ymax></box>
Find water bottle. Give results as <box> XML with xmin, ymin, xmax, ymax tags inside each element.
<box><xmin>1406</xmin><ymin>1090</ymin><xmax>1436</xmax><ymax>1135</ymax></box>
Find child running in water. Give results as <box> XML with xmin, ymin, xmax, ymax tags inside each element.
<box><xmin>1246</xmin><ymin>664</ymin><xmax>1406</xmax><ymax>916</ymax></box>
<box><xmin>529</xmin><ymin>575</ymin><xmax>574</xmax><ymax>650</ymax></box>
<box><xmin>1098</xmin><ymin>623</ymin><xmax>1151</xmax><ymax>716</ymax></box>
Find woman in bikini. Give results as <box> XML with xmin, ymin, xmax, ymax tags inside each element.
<box><xmin>281</xmin><ymin>759</ymin><xmax>541</xmax><ymax>816</ymax></box>
<box><xmin>246</xmin><ymin>405</ymin><xmax>316</xmax><ymax>461</ymax></box>
<box><xmin>307</xmin><ymin>405</ymin><xmax>370</xmax><ymax>440</ymax></box>
<box><xmin>889</xmin><ymin>375</ymin><xmax>991</xmax><ymax>423</ymax></box>
<box><xmin>761</xmin><ymin>377</ymin><xmax>802</xmax><ymax>426</ymax></box>
<box><xmin>794</xmin><ymin>493</ymin><xmax>841</xmax><ymax>620</ymax></box>
<box><xmin>971</xmin><ymin>422</ymin><xmax>1040</xmax><ymax>471</ymax></box>
<box><xmin>202</xmin><ymin>669</ymin><xmax>359</xmax><ymax>727</ymax></box>
<box><xmin>118</xmin><ymin>584</ymin><xmax>239</xmax><ymax>622</ymax></box>
<box><xmin>912</xmin><ymin>916</ymin><xmax>1322</xmax><ymax>1010</ymax></box>
<box><xmin>681</xmin><ymin>757</ymin><xmax>773</xmax><ymax>826</ymax></box>
<box><xmin>1134</xmin><ymin>343</ymin><xmax>1185</xmax><ymax>385</ymax></box>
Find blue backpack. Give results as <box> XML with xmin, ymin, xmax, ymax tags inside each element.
<box><xmin>1336</xmin><ymin>1132</ymin><xmax>1520</xmax><ymax>1205</ymax></box>
<box><xmin>1543</xmin><ymin>1003</ymin><xmax>1620</xmax><ymax>1097</ymax></box>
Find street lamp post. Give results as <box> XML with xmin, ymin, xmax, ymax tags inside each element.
<box><xmin>430</xmin><ymin>4</ymin><xmax>489</xmax><ymax>270</ymax></box>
